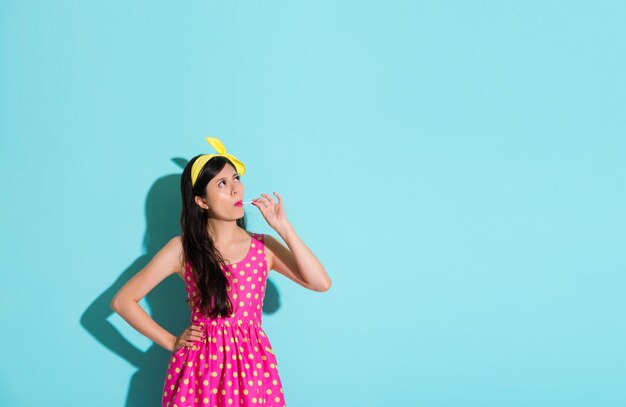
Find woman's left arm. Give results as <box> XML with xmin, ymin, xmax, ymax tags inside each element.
<box><xmin>252</xmin><ymin>192</ymin><xmax>332</xmax><ymax>292</ymax></box>
<box><xmin>265</xmin><ymin>222</ymin><xmax>332</xmax><ymax>292</ymax></box>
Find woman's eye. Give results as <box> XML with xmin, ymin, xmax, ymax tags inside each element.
<box><xmin>219</xmin><ymin>176</ymin><xmax>240</xmax><ymax>187</ymax></box>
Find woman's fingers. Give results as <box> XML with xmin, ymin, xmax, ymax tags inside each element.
<box><xmin>187</xmin><ymin>325</ymin><xmax>206</xmax><ymax>342</ymax></box>
<box><xmin>260</xmin><ymin>193</ymin><xmax>276</xmax><ymax>205</ymax></box>
<box><xmin>253</xmin><ymin>194</ymin><xmax>274</xmax><ymax>210</ymax></box>
<box><xmin>252</xmin><ymin>198</ymin><xmax>266</xmax><ymax>211</ymax></box>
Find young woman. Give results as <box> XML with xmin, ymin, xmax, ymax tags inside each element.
<box><xmin>111</xmin><ymin>137</ymin><xmax>332</xmax><ymax>407</ymax></box>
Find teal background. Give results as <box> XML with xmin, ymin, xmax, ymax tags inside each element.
<box><xmin>1</xmin><ymin>1</ymin><xmax>625</xmax><ymax>406</ymax></box>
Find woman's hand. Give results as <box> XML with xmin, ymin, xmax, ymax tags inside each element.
<box><xmin>251</xmin><ymin>192</ymin><xmax>291</xmax><ymax>234</ymax></box>
<box><xmin>172</xmin><ymin>324</ymin><xmax>205</xmax><ymax>352</ymax></box>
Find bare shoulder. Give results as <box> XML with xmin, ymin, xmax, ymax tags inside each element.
<box><xmin>166</xmin><ymin>235</ymin><xmax>186</xmax><ymax>279</ymax></box>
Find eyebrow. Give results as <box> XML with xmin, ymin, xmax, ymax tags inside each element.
<box><xmin>216</xmin><ymin>173</ymin><xmax>239</xmax><ymax>183</ymax></box>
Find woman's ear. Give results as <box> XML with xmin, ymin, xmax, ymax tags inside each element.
<box><xmin>194</xmin><ymin>196</ymin><xmax>209</xmax><ymax>210</ymax></box>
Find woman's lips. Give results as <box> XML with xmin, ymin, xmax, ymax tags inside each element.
<box><xmin>234</xmin><ymin>200</ymin><xmax>243</xmax><ymax>207</ymax></box>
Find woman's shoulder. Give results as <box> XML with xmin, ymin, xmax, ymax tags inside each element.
<box><xmin>243</xmin><ymin>229</ymin><xmax>265</xmax><ymax>240</ymax></box>
<box><xmin>248</xmin><ymin>231</ymin><xmax>268</xmax><ymax>243</ymax></box>
<box><xmin>167</xmin><ymin>235</ymin><xmax>186</xmax><ymax>278</ymax></box>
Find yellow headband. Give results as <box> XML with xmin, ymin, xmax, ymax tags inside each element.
<box><xmin>191</xmin><ymin>137</ymin><xmax>246</xmax><ymax>188</ymax></box>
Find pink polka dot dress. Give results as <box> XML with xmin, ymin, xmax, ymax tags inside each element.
<box><xmin>162</xmin><ymin>233</ymin><xmax>287</xmax><ymax>407</ymax></box>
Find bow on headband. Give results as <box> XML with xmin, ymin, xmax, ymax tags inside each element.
<box><xmin>190</xmin><ymin>137</ymin><xmax>246</xmax><ymax>188</ymax></box>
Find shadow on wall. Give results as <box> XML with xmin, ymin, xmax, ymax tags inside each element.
<box><xmin>80</xmin><ymin>158</ymin><xmax>282</xmax><ymax>407</ymax></box>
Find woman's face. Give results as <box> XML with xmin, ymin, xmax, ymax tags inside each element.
<box><xmin>197</xmin><ymin>164</ymin><xmax>245</xmax><ymax>219</ymax></box>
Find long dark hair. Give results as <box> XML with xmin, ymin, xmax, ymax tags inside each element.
<box><xmin>180</xmin><ymin>154</ymin><xmax>248</xmax><ymax>319</ymax></box>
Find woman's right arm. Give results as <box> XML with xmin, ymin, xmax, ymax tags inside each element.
<box><xmin>110</xmin><ymin>236</ymin><xmax>184</xmax><ymax>352</ymax></box>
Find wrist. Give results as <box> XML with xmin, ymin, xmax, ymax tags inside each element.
<box><xmin>276</xmin><ymin>221</ymin><xmax>294</xmax><ymax>240</ymax></box>
<box><xmin>168</xmin><ymin>334</ymin><xmax>177</xmax><ymax>352</ymax></box>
